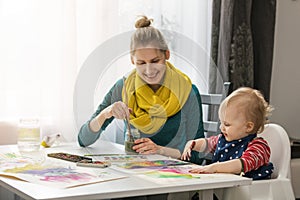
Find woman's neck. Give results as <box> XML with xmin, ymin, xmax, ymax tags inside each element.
<box><xmin>149</xmin><ymin>84</ymin><xmax>161</xmax><ymax>92</ymax></box>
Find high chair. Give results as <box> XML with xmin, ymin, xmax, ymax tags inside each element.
<box><xmin>218</xmin><ymin>123</ymin><xmax>295</xmax><ymax>200</ymax></box>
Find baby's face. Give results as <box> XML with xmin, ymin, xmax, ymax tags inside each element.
<box><xmin>219</xmin><ymin>104</ymin><xmax>250</xmax><ymax>142</ymax></box>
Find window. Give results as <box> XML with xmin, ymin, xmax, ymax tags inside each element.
<box><xmin>0</xmin><ymin>0</ymin><xmax>212</xmax><ymax>141</ymax></box>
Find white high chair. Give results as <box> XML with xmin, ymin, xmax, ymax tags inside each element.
<box><xmin>218</xmin><ymin>123</ymin><xmax>295</xmax><ymax>200</ymax></box>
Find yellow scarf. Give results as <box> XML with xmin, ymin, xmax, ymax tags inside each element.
<box><xmin>122</xmin><ymin>61</ymin><xmax>192</xmax><ymax>134</ymax></box>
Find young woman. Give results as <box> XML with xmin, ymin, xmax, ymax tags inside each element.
<box><xmin>78</xmin><ymin>16</ymin><xmax>204</xmax><ymax>164</ymax></box>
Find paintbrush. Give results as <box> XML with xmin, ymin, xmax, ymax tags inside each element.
<box><xmin>123</xmin><ymin>77</ymin><xmax>134</xmax><ymax>142</ymax></box>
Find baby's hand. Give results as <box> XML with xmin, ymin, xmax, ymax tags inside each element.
<box><xmin>189</xmin><ymin>164</ymin><xmax>216</xmax><ymax>174</ymax></box>
<box><xmin>181</xmin><ymin>140</ymin><xmax>195</xmax><ymax>161</ymax></box>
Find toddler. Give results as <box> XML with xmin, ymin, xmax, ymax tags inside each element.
<box><xmin>181</xmin><ymin>87</ymin><xmax>274</xmax><ymax>180</ymax></box>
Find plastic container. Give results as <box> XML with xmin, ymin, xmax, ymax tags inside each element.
<box><xmin>17</xmin><ymin>118</ymin><xmax>41</xmax><ymax>152</ymax></box>
<box><xmin>124</xmin><ymin>128</ymin><xmax>140</xmax><ymax>154</ymax></box>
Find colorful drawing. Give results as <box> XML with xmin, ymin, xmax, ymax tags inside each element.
<box><xmin>1</xmin><ymin>163</ymin><xmax>126</xmax><ymax>188</ymax></box>
<box><xmin>0</xmin><ymin>153</ymin><xmax>39</xmax><ymax>170</ymax></box>
<box><xmin>0</xmin><ymin>152</ymin><xmax>19</xmax><ymax>159</ymax></box>
<box><xmin>0</xmin><ymin>153</ymin><xmax>126</xmax><ymax>188</ymax></box>
<box><xmin>145</xmin><ymin>168</ymin><xmax>200</xmax><ymax>179</ymax></box>
<box><xmin>117</xmin><ymin>159</ymin><xmax>189</xmax><ymax>169</ymax></box>
<box><xmin>4</xmin><ymin>164</ymin><xmax>96</xmax><ymax>182</ymax></box>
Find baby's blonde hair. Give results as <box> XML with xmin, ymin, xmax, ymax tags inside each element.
<box><xmin>219</xmin><ymin>87</ymin><xmax>273</xmax><ymax>133</ymax></box>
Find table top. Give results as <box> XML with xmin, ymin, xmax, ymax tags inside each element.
<box><xmin>0</xmin><ymin>140</ymin><xmax>252</xmax><ymax>200</ymax></box>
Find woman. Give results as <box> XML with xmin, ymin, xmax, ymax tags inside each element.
<box><xmin>78</xmin><ymin>16</ymin><xmax>204</xmax><ymax>164</ymax></box>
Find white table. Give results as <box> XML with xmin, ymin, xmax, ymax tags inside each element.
<box><xmin>0</xmin><ymin>140</ymin><xmax>252</xmax><ymax>200</ymax></box>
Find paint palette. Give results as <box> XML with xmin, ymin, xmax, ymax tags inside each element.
<box><xmin>47</xmin><ymin>152</ymin><xmax>92</xmax><ymax>162</ymax></box>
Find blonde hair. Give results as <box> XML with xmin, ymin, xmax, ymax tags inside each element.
<box><xmin>130</xmin><ymin>16</ymin><xmax>169</xmax><ymax>55</ymax></box>
<box><xmin>219</xmin><ymin>87</ymin><xmax>273</xmax><ymax>133</ymax></box>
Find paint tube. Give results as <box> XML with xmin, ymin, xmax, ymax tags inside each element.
<box><xmin>41</xmin><ymin>133</ymin><xmax>61</xmax><ymax>148</ymax></box>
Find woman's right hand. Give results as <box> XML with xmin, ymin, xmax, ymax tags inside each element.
<box><xmin>181</xmin><ymin>140</ymin><xmax>195</xmax><ymax>161</ymax></box>
<box><xmin>90</xmin><ymin>101</ymin><xmax>132</xmax><ymax>133</ymax></box>
<box><xmin>103</xmin><ymin>101</ymin><xmax>131</xmax><ymax>120</ymax></box>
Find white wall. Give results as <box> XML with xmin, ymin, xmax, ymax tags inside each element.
<box><xmin>270</xmin><ymin>0</ymin><xmax>300</xmax><ymax>140</ymax></box>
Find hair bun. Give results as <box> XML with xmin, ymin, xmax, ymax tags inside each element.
<box><xmin>135</xmin><ymin>16</ymin><xmax>153</xmax><ymax>28</ymax></box>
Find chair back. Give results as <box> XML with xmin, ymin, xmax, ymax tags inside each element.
<box><xmin>260</xmin><ymin>123</ymin><xmax>291</xmax><ymax>179</ymax></box>
<box><xmin>201</xmin><ymin>82</ymin><xmax>230</xmax><ymax>136</ymax></box>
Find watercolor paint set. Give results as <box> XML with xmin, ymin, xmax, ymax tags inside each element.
<box><xmin>47</xmin><ymin>152</ymin><xmax>92</xmax><ymax>163</ymax></box>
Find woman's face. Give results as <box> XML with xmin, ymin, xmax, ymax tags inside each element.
<box><xmin>131</xmin><ymin>48</ymin><xmax>170</xmax><ymax>89</ymax></box>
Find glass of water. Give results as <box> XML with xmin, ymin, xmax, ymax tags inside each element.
<box><xmin>124</xmin><ymin>128</ymin><xmax>140</xmax><ymax>154</ymax></box>
<box><xmin>17</xmin><ymin>118</ymin><xmax>41</xmax><ymax>153</ymax></box>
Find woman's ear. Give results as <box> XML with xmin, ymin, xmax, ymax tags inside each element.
<box><xmin>130</xmin><ymin>56</ymin><xmax>135</xmax><ymax>65</ymax></box>
<box><xmin>165</xmin><ymin>50</ymin><xmax>170</xmax><ymax>60</ymax></box>
<box><xmin>246</xmin><ymin>122</ymin><xmax>254</xmax><ymax>133</ymax></box>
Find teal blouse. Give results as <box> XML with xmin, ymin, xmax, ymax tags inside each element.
<box><xmin>78</xmin><ymin>79</ymin><xmax>205</xmax><ymax>164</ymax></box>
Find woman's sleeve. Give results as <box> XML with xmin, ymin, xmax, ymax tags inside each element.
<box><xmin>78</xmin><ymin>79</ymin><xmax>123</xmax><ymax>147</ymax></box>
<box><xmin>185</xmin><ymin>85</ymin><xmax>205</xmax><ymax>164</ymax></box>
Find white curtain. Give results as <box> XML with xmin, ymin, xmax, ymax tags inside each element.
<box><xmin>0</xmin><ymin>0</ymin><xmax>212</xmax><ymax>142</ymax></box>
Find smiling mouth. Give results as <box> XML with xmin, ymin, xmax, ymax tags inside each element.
<box><xmin>145</xmin><ymin>73</ymin><xmax>158</xmax><ymax>79</ymax></box>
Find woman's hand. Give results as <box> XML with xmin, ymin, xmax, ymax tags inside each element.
<box><xmin>132</xmin><ymin>138</ymin><xmax>160</xmax><ymax>154</ymax></box>
<box><xmin>103</xmin><ymin>101</ymin><xmax>131</xmax><ymax>120</ymax></box>
<box><xmin>181</xmin><ymin>140</ymin><xmax>195</xmax><ymax>161</ymax></box>
<box><xmin>91</xmin><ymin>101</ymin><xmax>132</xmax><ymax>133</ymax></box>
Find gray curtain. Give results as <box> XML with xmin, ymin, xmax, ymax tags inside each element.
<box><xmin>209</xmin><ymin>0</ymin><xmax>276</xmax><ymax>100</ymax></box>
<box><xmin>208</xmin><ymin>0</ymin><xmax>276</xmax><ymax>122</ymax></box>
